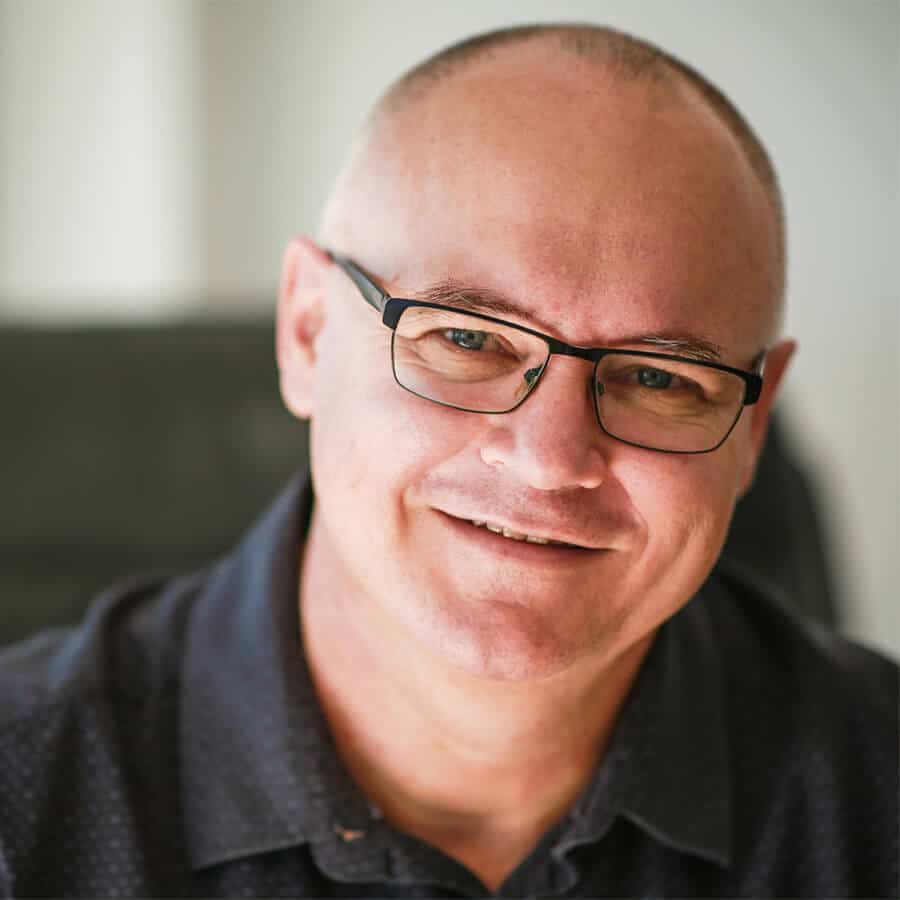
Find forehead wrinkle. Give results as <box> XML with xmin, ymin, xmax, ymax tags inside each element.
<box><xmin>413</xmin><ymin>279</ymin><xmax>559</xmax><ymax>333</ymax></box>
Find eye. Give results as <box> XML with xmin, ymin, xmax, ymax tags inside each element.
<box><xmin>445</xmin><ymin>328</ymin><xmax>490</xmax><ymax>351</ymax></box>
<box><xmin>637</xmin><ymin>367</ymin><xmax>674</xmax><ymax>389</ymax></box>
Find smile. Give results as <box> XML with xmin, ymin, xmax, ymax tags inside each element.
<box><xmin>469</xmin><ymin>520</ymin><xmax>584</xmax><ymax>549</ymax></box>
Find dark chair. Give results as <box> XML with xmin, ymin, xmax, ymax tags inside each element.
<box><xmin>0</xmin><ymin>322</ymin><xmax>839</xmax><ymax>646</ymax></box>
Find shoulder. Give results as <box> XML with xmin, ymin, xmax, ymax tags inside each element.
<box><xmin>709</xmin><ymin>560</ymin><xmax>897</xmax><ymax>721</ymax></box>
<box><xmin>0</xmin><ymin>570</ymin><xmax>205</xmax><ymax>724</ymax></box>
<box><xmin>0</xmin><ymin>570</ymin><xmax>209</xmax><ymax>895</ymax></box>
<box><xmin>705</xmin><ymin>563</ymin><xmax>898</xmax><ymax>892</ymax></box>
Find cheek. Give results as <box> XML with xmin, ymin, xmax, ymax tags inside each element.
<box><xmin>309</xmin><ymin>331</ymin><xmax>474</xmax><ymax>533</ymax></box>
<box><xmin>619</xmin><ymin>447</ymin><xmax>745</xmax><ymax>572</ymax></box>
<box><xmin>729</xmin><ymin>412</ymin><xmax>764</xmax><ymax>494</ymax></box>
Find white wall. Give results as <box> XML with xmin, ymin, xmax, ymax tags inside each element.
<box><xmin>0</xmin><ymin>0</ymin><xmax>202</xmax><ymax>317</ymax></box>
<box><xmin>1</xmin><ymin>0</ymin><xmax>897</xmax><ymax>656</ymax></box>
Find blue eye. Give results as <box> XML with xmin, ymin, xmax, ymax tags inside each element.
<box><xmin>637</xmin><ymin>368</ymin><xmax>673</xmax><ymax>389</ymax></box>
<box><xmin>447</xmin><ymin>329</ymin><xmax>488</xmax><ymax>351</ymax></box>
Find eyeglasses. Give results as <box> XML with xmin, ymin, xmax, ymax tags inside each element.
<box><xmin>329</xmin><ymin>252</ymin><xmax>764</xmax><ymax>454</ymax></box>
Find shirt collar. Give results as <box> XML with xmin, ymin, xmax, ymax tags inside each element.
<box><xmin>622</xmin><ymin>589</ymin><xmax>733</xmax><ymax>866</ymax></box>
<box><xmin>550</xmin><ymin>587</ymin><xmax>732</xmax><ymax>870</ymax></box>
<box><xmin>180</xmin><ymin>473</ymin><xmax>732</xmax><ymax>874</ymax></box>
<box><xmin>180</xmin><ymin>473</ymin><xmax>364</xmax><ymax>869</ymax></box>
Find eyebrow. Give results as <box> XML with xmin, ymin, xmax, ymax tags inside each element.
<box><xmin>414</xmin><ymin>280</ymin><xmax>723</xmax><ymax>361</ymax></box>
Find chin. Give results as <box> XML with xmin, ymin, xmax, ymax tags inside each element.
<box><xmin>409</xmin><ymin>591</ymin><xmax>613</xmax><ymax>682</ymax></box>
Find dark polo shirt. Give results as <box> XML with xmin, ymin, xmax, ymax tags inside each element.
<box><xmin>0</xmin><ymin>474</ymin><xmax>896</xmax><ymax>897</ymax></box>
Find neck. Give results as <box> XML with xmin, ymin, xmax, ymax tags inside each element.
<box><xmin>299</xmin><ymin>511</ymin><xmax>653</xmax><ymax>888</ymax></box>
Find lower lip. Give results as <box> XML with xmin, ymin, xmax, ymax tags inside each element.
<box><xmin>437</xmin><ymin>511</ymin><xmax>606</xmax><ymax>566</ymax></box>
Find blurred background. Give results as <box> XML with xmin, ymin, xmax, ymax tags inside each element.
<box><xmin>0</xmin><ymin>0</ymin><xmax>897</xmax><ymax>656</ymax></box>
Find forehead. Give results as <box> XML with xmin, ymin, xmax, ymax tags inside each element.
<box><xmin>331</xmin><ymin>51</ymin><xmax>778</xmax><ymax>356</ymax></box>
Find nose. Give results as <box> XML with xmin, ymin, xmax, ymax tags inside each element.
<box><xmin>478</xmin><ymin>357</ymin><xmax>611</xmax><ymax>491</ymax></box>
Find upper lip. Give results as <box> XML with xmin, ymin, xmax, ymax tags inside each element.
<box><xmin>439</xmin><ymin>510</ymin><xmax>606</xmax><ymax>550</ymax></box>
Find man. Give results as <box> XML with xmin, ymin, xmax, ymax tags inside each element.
<box><xmin>0</xmin><ymin>23</ymin><xmax>896</xmax><ymax>898</ymax></box>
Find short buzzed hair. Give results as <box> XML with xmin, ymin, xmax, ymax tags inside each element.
<box><xmin>374</xmin><ymin>23</ymin><xmax>786</xmax><ymax>319</ymax></box>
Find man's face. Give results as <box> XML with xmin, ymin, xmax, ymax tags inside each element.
<box><xmin>282</xmin><ymin>54</ymin><xmax>790</xmax><ymax>681</ymax></box>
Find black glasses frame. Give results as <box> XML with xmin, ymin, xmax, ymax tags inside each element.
<box><xmin>329</xmin><ymin>251</ymin><xmax>765</xmax><ymax>454</ymax></box>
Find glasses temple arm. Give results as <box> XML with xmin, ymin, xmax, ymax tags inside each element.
<box><xmin>328</xmin><ymin>251</ymin><xmax>389</xmax><ymax>313</ymax></box>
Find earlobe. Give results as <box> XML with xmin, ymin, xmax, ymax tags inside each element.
<box><xmin>737</xmin><ymin>338</ymin><xmax>797</xmax><ymax>496</ymax></box>
<box><xmin>276</xmin><ymin>237</ymin><xmax>332</xmax><ymax>420</ymax></box>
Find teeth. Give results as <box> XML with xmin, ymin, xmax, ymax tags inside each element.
<box><xmin>470</xmin><ymin>520</ymin><xmax>565</xmax><ymax>547</ymax></box>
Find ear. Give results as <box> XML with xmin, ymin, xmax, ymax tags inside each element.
<box><xmin>737</xmin><ymin>338</ymin><xmax>797</xmax><ymax>496</ymax></box>
<box><xmin>276</xmin><ymin>237</ymin><xmax>332</xmax><ymax>419</ymax></box>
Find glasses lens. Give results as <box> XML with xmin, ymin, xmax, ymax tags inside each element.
<box><xmin>595</xmin><ymin>353</ymin><xmax>746</xmax><ymax>452</ymax></box>
<box><xmin>392</xmin><ymin>306</ymin><xmax>549</xmax><ymax>412</ymax></box>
